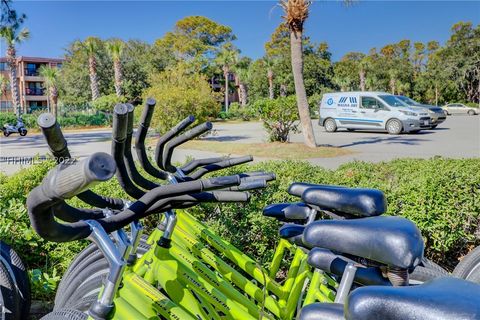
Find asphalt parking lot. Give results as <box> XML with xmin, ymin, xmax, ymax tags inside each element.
<box><xmin>0</xmin><ymin>115</ymin><xmax>479</xmax><ymax>175</ymax></box>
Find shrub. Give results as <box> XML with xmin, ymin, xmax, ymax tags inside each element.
<box><xmin>190</xmin><ymin>158</ymin><xmax>480</xmax><ymax>270</ymax></box>
<box><xmin>91</xmin><ymin>94</ymin><xmax>126</xmax><ymax>113</ymax></box>
<box><xmin>465</xmin><ymin>102</ymin><xmax>480</xmax><ymax>108</ymax></box>
<box><xmin>0</xmin><ymin>112</ymin><xmax>110</xmax><ymax>130</ymax></box>
<box><xmin>252</xmin><ymin>96</ymin><xmax>299</xmax><ymax>142</ymax></box>
<box><xmin>227</xmin><ymin>102</ymin><xmax>257</xmax><ymax>121</ymax></box>
<box><xmin>142</xmin><ymin>64</ymin><xmax>222</xmax><ymax>134</ymax></box>
<box><xmin>1</xmin><ymin>157</ymin><xmax>478</xmax><ymax>301</ymax></box>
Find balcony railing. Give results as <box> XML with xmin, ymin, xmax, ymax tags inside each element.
<box><xmin>26</xmin><ymin>88</ymin><xmax>44</xmax><ymax>96</ymax></box>
<box><xmin>24</xmin><ymin>69</ymin><xmax>40</xmax><ymax>76</ymax></box>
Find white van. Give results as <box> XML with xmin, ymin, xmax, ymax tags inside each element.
<box><xmin>319</xmin><ymin>92</ymin><xmax>431</xmax><ymax>134</ymax></box>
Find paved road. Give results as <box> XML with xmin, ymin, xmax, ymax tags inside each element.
<box><xmin>1</xmin><ymin>115</ymin><xmax>479</xmax><ymax>175</ymax></box>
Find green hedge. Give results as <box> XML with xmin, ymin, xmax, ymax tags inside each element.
<box><xmin>0</xmin><ymin>157</ymin><xmax>478</xmax><ymax>300</ymax></box>
<box><xmin>0</xmin><ymin>112</ymin><xmax>111</xmax><ymax>129</ymax></box>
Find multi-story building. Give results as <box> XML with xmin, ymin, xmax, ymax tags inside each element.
<box><xmin>0</xmin><ymin>56</ymin><xmax>63</xmax><ymax>113</ymax></box>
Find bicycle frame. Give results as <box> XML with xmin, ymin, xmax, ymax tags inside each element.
<box><xmin>94</xmin><ymin>209</ymin><xmax>336</xmax><ymax>320</ymax></box>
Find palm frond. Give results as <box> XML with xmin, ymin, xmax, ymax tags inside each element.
<box><xmin>280</xmin><ymin>0</ymin><xmax>311</xmax><ymax>32</ymax></box>
<box><xmin>107</xmin><ymin>40</ymin><xmax>124</xmax><ymax>60</ymax></box>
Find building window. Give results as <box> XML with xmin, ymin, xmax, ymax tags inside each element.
<box><xmin>0</xmin><ymin>62</ymin><xmax>8</xmax><ymax>71</ymax></box>
<box><xmin>0</xmin><ymin>101</ymin><xmax>13</xmax><ymax>112</ymax></box>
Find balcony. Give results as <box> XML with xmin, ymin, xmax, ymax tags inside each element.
<box><xmin>26</xmin><ymin>88</ymin><xmax>44</xmax><ymax>96</ymax></box>
<box><xmin>25</xmin><ymin>69</ymin><xmax>40</xmax><ymax>76</ymax></box>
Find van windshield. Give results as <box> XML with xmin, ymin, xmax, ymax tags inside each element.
<box><xmin>379</xmin><ymin>95</ymin><xmax>410</xmax><ymax>108</ymax></box>
<box><xmin>396</xmin><ymin>95</ymin><xmax>422</xmax><ymax>106</ymax></box>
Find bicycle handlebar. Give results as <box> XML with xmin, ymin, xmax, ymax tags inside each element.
<box><xmin>27</xmin><ymin>154</ymin><xmax>241</xmax><ymax>242</ymax></box>
<box><xmin>37</xmin><ymin>113</ymin><xmax>125</xmax><ymax>210</ymax></box>
<box><xmin>189</xmin><ymin>156</ymin><xmax>253</xmax><ymax>180</ymax></box>
<box><xmin>180</xmin><ymin>157</ymin><xmax>227</xmax><ymax>175</ymax></box>
<box><xmin>112</xmin><ymin>104</ymin><xmax>146</xmax><ymax>199</ymax></box>
<box><xmin>163</xmin><ymin>122</ymin><xmax>213</xmax><ymax>173</ymax></box>
<box><xmin>123</xmin><ymin>104</ymin><xmax>159</xmax><ymax>190</ymax></box>
<box><xmin>135</xmin><ymin>99</ymin><xmax>169</xmax><ymax>180</ymax></box>
<box><xmin>154</xmin><ymin>115</ymin><xmax>195</xmax><ymax>170</ymax></box>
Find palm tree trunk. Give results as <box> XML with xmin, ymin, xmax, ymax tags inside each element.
<box><xmin>223</xmin><ymin>68</ymin><xmax>229</xmax><ymax>112</ymax></box>
<box><xmin>290</xmin><ymin>31</ymin><xmax>316</xmax><ymax>148</ymax></box>
<box><xmin>267</xmin><ymin>69</ymin><xmax>274</xmax><ymax>99</ymax></box>
<box><xmin>50</xmin><ymin>87</ymin><xmax>58</xmax><ymax>117</ymax></box>
<box><xmin>359</xmin><ymin>69</ymin><xmax>366</xmax><ymax>91</ymax></box>
<box><xmin>239</xmin><ymin>83</ymin><xmax>247</xmax><ymax>107</ymax></box>
<box><xmin>113</xmin><ymin>59</ymin><xmax>122</xmax><ymax>97</ymax></box>
<box><xmin>389</xmin><ymin>77</ymin><xmax>396</xmax><ymax>95</ymax></box>
<box><xmin>280</xmin><ymin>84</ymin><xmax>287</xmax><ymax>97</ymax></box>
<box><xmin>435</xmin><ymin>84</ymin><xmax>438</xmax><ymax>106</ymax></box>
<box><xmin>89</xmin><ymin>56</ymin><xmax>100</xmax><ymax>101</ymax></box>
<box><xmin>7</xmin><ymin>47</ymin><xmax>21</xmax><ymax>116</ymax></box>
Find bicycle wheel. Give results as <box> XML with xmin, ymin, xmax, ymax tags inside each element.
<box><xmin>41</xmin><ymin>308</ymin><xmax>88</xmax><ymax>320</ymax></box>
<box><xmin>420</xmin><ymin>257</ymin><xmax>448</xmax><ymax>275</ymax></box>
<box><xmin>453</xmin><ymin>246</ymin><xmax>480</xmax><ymax>283</ymax></box>
<box><xmin>409</xmin><ymin>266</ymin><xmax>448</xmax><ymax>285</ymax></box>
<box><xmin>0</xmin><ymin>241</ymin><xmax>31</xmax><ymax>319</ymax></box>
<box><xmin>0</xmin><ymin>260</ymin><xmax>18</xmax><ymax>320</ymax></box>
<box><xmin>55</xmin><ymin>235</ymin><xmax>150</xmax><ymax>309</ymax></box>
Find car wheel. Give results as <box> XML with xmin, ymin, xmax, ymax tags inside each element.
<box><xmin>324</xmin><ymin>118</ymin><xmax>337</xmax><ymax>133</ymax></box>
<box><xmin>444</xmin><ymin>110</ymin><xmax>449</xmax><ymax>116</ymax></box>
<box><xmin>386</xmin><ymin>119</ymin><xmax>402</xmax><ymax>135</ymax></box>
<box><xmin>468</xmin><ymin>110</ymin><xmax>475</xmax><ymax>116</ymax></box>
<box><xmin>3</xmin><ymin>131</ymin><xmax>10</xmax><ymax>137</ymax></box>
<box><xmin>19</xmin><ymin>129</ymin><xmax>27</xmax><ymax>136</ymax></box>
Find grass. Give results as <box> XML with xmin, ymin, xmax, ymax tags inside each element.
<box><xmin>177</xmin><ymin>140</ymin><xmax>353</xmax><ymax>159</ymax></box>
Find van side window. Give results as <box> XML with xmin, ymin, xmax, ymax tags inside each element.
<box><xmin>361</xmin><ymin>97</ymin><xmax>386</xmax><ymax>109</ymax></box>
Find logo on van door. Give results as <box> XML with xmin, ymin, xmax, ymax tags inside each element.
<box><xmin>338</xmin><ymin>97</ymin><xmax>358</xmax><ymax>107</ymax></box>
<box><xmin>327</xmin><ymin>98</ymin><xmax>334</xmax><ymax>105</ymax></box>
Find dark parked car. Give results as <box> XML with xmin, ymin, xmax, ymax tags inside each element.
<box><xmin>395</xmin><ymin>95</ymin><xmax>446</xmax><ymax>129</ymax></box>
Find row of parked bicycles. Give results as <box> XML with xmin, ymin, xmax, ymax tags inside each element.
<box><xmin>1</xmin><ymin>98</ymin><xmax>479</xmax><ymax>319</ymax></box>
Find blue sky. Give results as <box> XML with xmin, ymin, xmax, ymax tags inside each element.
<box><xmin>2</xmin><ymin>1</ymin><xmax>479</xmax><ymax>61</ymax></box>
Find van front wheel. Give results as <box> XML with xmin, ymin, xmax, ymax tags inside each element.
<box><xmin>386</xmin><ymin>119</ymin><xmax>402</xmax><ymax>135</ymax></box>
<box><xmin>324</xmin><ymin>118</ymin><xmax>337</xmax><ymax>133</ymax></box>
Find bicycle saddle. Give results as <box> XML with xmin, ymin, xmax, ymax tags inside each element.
<box><xmin>299</xmin><ymin>303</ymin><xmax>344</xmax><ymax>320</ymax></box>
<box><xmin>346</xmin><ymin>277</ymin><xmax>480</xmax><ymax>320</ymax></box>
<box><xmin>279</xmin><ymin>224</ymin><xmax>305</xmax><ymax>239</ymax></box>
<box><xmin>301</xmin><ymin>186</ymin><xmax>386</xmax><ymax>217</ymax></box>
<box><xmin>303</xmin><ymin>216</ymin><xmax>424</xmax><ymax>269</ymax></box>
<box><xmin>263</xmin><ymin>202</ymin><xmax>312</xmax><ymax>221</ymax></box>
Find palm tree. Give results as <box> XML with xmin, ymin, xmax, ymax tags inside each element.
<box><xmin>280</xmin><ymin>0</ymin><xmax>316</xmax><ymax>148</ymax></box>
<box><xmin>79</xmin><ymin>37</ymin><xmax>101</xmax><ymax>101</ymax></box>
<box><xmin>39</xmin><ymin>65</ymin><xmax>59</xmax><ymax>117</ymax></box>
<box><xmin>0</xmin><ymin>74</ymin><xmax>9</xmax><ymax>99</ymax></box>
<box><xmin>0</xmin><ymin>24</ymin><xmax>29</xmax><ymax>116</ymax></box>
<box><xmin>235</xmin><ymin>67</ymin><xmax>249</xmax><ymax>107</ymax></box>
<box><xmin>216</xmin><ymin>48</ymin><xmax>238</xmax><ymax>112</ymax></box>
<box><xmin>107</xmin><ymin>40</ymin><xmax>124</xmax><ymax>97</ymax></box>
<box><xmin>264</xmin><ymin>57</ymin><xmax>275</xmax><ymax>99</ymax></box>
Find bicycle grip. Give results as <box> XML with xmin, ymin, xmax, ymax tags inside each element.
<box><xmin>201</xmin><ymin>175</ymin><xmax>241</xmax><ymax>190</ymax></box>
<box><xmin>42</xmin><ymin>152</ymin><xmax>116</xmax><ymax>200</ymax></box>
<box><xmin>236</xmin><ymin>179</ymin><xmax>267</xmax><ymax>191</ymax></box>
<box><xmin>112</xmin><ymin>104</ymin><xmax>129</xmax><ymax>141</ymax></box>
<box><xmin>240</xmin><ymin>173</ymin><xmax>276</xmax><ymax>182</ymax></box>
<box><xmin>125</xmin><ymin>103</ymin><xmax>135</xmax><ymax>135</ymax></box>
<box><xmin>163</xmin><ymin>122</ymin><xmax>213</xmax><ymax>172</ymax></box>
<box><xmin>37</xmin><ymin>113</ymin><xmax>70</xmax><ymax>159</ymax></box>
<box><xmin>139</xmin><ymin>98</ymin><xmax>156</xmax><ymax>127</ymax></box>
<box><xmin>154</xmin><ymin>115</ymin><xmax>195</xmax><ymax>169</ymax></box>
<box><xmin>211</xmin><ymin>191</ymin><xmax>250</xmax><ymax>202</ymax></box>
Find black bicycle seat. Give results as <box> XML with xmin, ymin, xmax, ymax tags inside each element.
<box><xmin>302</xmin><ymin>186</ymin><xmax>386</xmax><ymax>217</ymax></box>
<box><xmin>263</xmin><ymin>202</ymin><xmax>312</xmax><ymax>221</ymax></box>
<box><xmin>303</xmin><ymin>216</ymin><xmax>424</xmax><ymax>269</ymax></box>
<box><xmin>299</xmin><ymin>303</ymin><xmax>344</xmax><ymax>320</ymax></box>
<box><xmin>346</xmin><ymin>277</ymin><xmax>480</xmax><ymax>320</ymax></box>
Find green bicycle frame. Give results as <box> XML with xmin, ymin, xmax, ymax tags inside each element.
<box><xmin>89</xmin><ymin>209</ymin><xmax>337</xmax><ymax>319</ymax></box>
